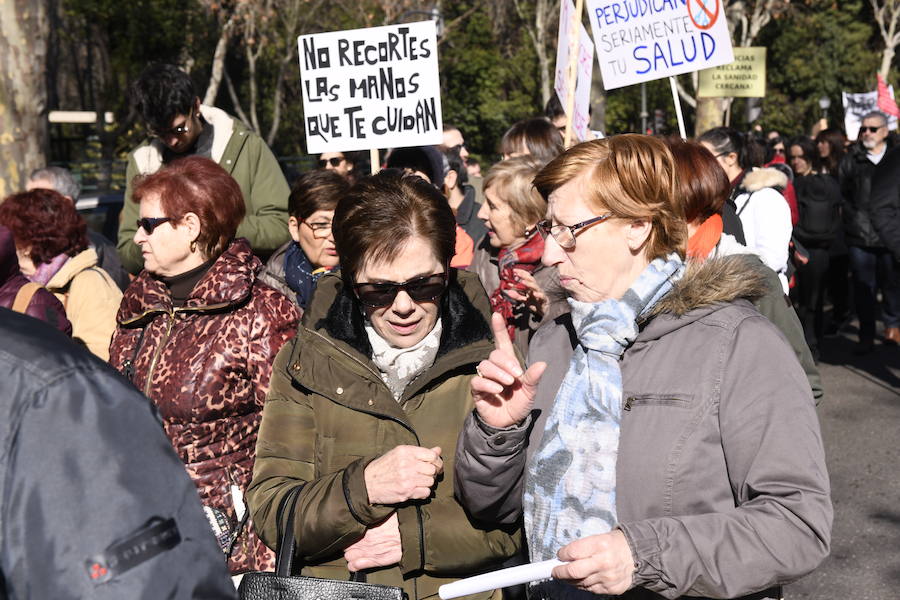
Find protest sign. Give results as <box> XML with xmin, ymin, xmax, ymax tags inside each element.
<box><xmin>554</xmin><ymin>0</ymin><xmax>596</xmax><ymax>142</ymax></box>
<box><xmin>697</xmin><ymin>47</ymin><xmax>766</xmax><ymax>97</ymax></box>
<box><xmin>843</xmin><ymin>88</ymin><xmax>899</xmax><ymax>140</ymax></box>
<box><xmin>586</xmin><ymin>0</ymin><xmax>734</xmax><ymax>90</ymax></box>
<box><xmin>298</xmin><ymin>21</ymin><xmax>443</xmax><ymax>154</ymax></box>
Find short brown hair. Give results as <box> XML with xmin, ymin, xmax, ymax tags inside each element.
<box><xmin>483</xmin><ymin>156</ymin><xmax>546</xmax><ymax>232</ymax></box>
<box><xmin>499</xmin><ymin>117</ymin><xmax>564</xmax><ymax>165</ymax></box>
<box><xmin>132</xmin><ymin>156</ymin><xmax>246</xmax><ymax>259</ymax></box>
<box><xmin>664</xmin><ymin>138</ymin><xmax>729</xmax><ymax>224</ymax></box>
<box><xmin>289</xmin><ymin>169</ymin><xmax>350</xmax><ymax>220</ymax></box>
<box><xmin>333</xmin><ymin>171</ymin><xmax>456</xmax><ymax>285</ymax></box>
<box><xmin>534</xmin><ymin>135</ymin><xmax>687</xmax><ymax>260</ymax></box>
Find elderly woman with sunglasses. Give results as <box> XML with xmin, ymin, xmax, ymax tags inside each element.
<box><xmin>108</xmin><ymin>156</ymin><xmax>300</xmax><ymax>576</ymax></box>
<box><xmin>247</xmin><ymin>171</ymin><xmax>521</xmax><ymax>600</ymax></box>
<box><xmin>455</xmin><ymin>136</ymin><xmax>831</xmax><ymax>600</ymax></box>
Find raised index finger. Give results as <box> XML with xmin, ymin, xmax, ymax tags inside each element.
<box><xmin>490</xmin><ymin>312</ymin><xmax>516</xmax><ymax>356</ymax></box>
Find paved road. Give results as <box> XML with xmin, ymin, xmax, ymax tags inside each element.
<box><xmin>787</xmin><ymin>325</ymin><xmax>900</xmax><ymax>600</ymax></box>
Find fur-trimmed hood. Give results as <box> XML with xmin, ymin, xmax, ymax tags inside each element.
<box><xmin>641</xmin><ymin>254</ymin><xmax>769</xmax><ymax>340</ymax></box>
<box><xmin>739</xmin><ymin>167</ymin><xmax>788</xmax><ymax>193</ymax></box>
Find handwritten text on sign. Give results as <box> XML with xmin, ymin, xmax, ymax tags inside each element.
<box><xmin>298</xmin><ymin>21</ymin><xmax>443</xmax><ymax>153</ymax></box>
<box><xmin>586</xmin><ymin>0</ymin><xmax>734</xmax><ymax>90</ymax></box>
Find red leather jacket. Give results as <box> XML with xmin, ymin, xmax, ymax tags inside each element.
<box><xmin>109</xmin><ymin>238</ymin><xmax>299</xmax><ymax>573</ymax></box>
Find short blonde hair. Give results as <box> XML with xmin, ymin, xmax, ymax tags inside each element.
<box><xmin>533</xmin><ymin>135</ymin><xmax>687</xmax><ymax>260</ymax></box>
<box><xmin>483</xmin><ymin>156</ymin><xmax>546</xmax><ymax>232</ymax></box>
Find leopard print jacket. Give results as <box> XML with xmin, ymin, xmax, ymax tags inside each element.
<box><xmin>109</xmin><ymin>238</ymin><xmax>299</xmax><ymax>574</ymax></box>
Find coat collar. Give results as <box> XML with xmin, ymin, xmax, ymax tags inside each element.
<box><xmin>45</xmin><ymin>248</ymin><xmax>99</xmax><ymax>290</ymax></box>
<box><xmin>288</xmin><ymin>269</ymin><xmax>494</xmax><ymax>414</ymax></box>
<box><xmin>639</xmin><ymin>254</ymin><xmax>770</xmax><ymax>341</ymax></box>
<box><xmin>117</xmin><ymin>238</ymin><xmax>260</xmax><ymax>326</ymax></box>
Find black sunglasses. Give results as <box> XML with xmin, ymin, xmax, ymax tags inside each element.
<box><xmin>859</xmin><ymin>126</ymin><xmax>884</xmax><ymax>133</ymax></box>
<box><xmin>136</xmin><ymin>216</ymin><xmax>172</xmax><ymax>234</ymax></box>
<box><xmin>353</xmin><ymin>273</ymin><xmax>448</xmax><ymax>308</ymax></box>
<box><xmin>318</xmin><ymin>157</ymin><xmax>345</xmax><ymax>168</ymax></box>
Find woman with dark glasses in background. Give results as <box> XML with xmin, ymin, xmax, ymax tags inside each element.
<box><xmin>109</xmin><ymin>156</ymin><xmax>299</xmax><ymax>578</ymax></box>
<box><xmin>247</xmin><ymin>170</ymin><xmax>521</xmax><ymax>600</ymax></box>
<box><xmin>317</xmin><ymin>150</ymin><xmax>361</xmax><ymax>184</ymax></box>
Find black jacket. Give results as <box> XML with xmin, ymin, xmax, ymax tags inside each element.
<box><xmin>0</xmin><ymin>308</ymin><xmax>236</xmax><ymax>599</ymax></box>
<box><xmin>870</xmin><ymin>145</ymin><xmax>900</xmax><ymax>261</ymax></box>
<box><xmin>838</xmin><ymin>141</ymin><xmax>894</xmax><ymax>247</ymax></box>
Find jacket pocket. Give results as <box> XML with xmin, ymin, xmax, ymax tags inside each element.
<box><xmin>623</xmin><ymin>394</ymin><xmax>692</xmax><ymax>411</ymax></box>
<box><xmin>314</xmin><ymin>436</ymin><xmax>364</xmax><ymax>477</ymax></box>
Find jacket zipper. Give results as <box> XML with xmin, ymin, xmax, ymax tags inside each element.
<box><xmin>144</xmin><ymin>309</ymin><xmax>177</xmax><ymax>397</ymax></box>
<box><xmin>305</xmin><ymin>327</ymin><xmax>429</xmax><ymax>567</ymax></box>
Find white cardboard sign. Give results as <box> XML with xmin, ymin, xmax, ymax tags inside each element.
<box><xmin>842</xmin><ymin>88</ymin><xmax>899</xmax><ymax>140</ymax></box>
<box><xmin>586</xmin><ymin>0</ymin><xmax>734</xmax><ymax>90</ymax></box>
<box><xmin>298</xmin><ymin>21</ymin><xmax>443</xmax><ymax>154</ymax></box>
<box><xmin>555</xmin><ymin>0</ymin><xmax>596</xmax><ymax>142</ymax></box>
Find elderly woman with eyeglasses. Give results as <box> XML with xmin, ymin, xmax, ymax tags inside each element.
<box><xmin>455</xmin><ymin>136</ymin><xmax>831</xmax><ymax>600</ymax></box>
<box><xmin>247</xmin><ymin>171</ymin><xmax>521</xmax><ymax>600</ymax></box>
<box><xmin>260</xmin><ymin>170</ymin><xmax>349</xmax><ymax>312</ymax></box>
<box><xmin>109</xmin><ymin>156</ymin><xmax>299</xmax><ymax>576</ymax></box>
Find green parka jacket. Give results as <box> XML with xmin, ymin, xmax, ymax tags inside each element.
<box><xmin>247</xmin><ymin>270</ymin><xmax>522</xmax><ymax>600</ymax></box>
<box><xmin>118</xmin><ymin>105</ymin><xmax>290</xmax><ymax>274</ymax></box>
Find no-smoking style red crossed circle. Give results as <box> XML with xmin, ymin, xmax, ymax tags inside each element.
<box><xmin>687</xmin><ymin>0</ymin><xmax>720</xmax><ymax>30</ymax></box>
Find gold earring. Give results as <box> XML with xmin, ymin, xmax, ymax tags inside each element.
<box><xmin>190</xmin><ymin>240</ymin><xmax>197</xmax><ymax>253</ymax></box>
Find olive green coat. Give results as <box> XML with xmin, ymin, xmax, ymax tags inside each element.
<box><xmin>247</xmin><ymin>271</ymin><xmax>522</xmax><ymax>600</ymax></box>
<box><xmin>118</xmin><ymin>105</ymin><xmax>290</xmax><ymax>274</ymax></box>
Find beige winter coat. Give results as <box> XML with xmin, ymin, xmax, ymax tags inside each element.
<box><xmin>46</xmin><ymin>248</ymin><xmax>122</xmax><ymax>360</ymax></box>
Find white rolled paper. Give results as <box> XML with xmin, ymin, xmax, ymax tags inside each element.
<box><xmin>438</xmin><ymin>559</ymin><xmax>566</xmax><ymax>599</ymax></box>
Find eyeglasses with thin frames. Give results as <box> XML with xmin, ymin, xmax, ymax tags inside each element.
<box><xmin>536</xmin><ymin>214</ymin><xmax>612</xmax><ymax>250</ymax></box>
<box><xmin>149</xmin><ymin>107</ymin><xmax>194</xmax><ymax>139</ymax></box>
<box><xmin>302</xmin><ymin>220</ymin><xmax>332</xmax><ymax>238</ymax></box>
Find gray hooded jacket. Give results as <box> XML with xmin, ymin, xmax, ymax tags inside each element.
<box><xmin>455</xmin><ymin>255</ymin><xmax>832</xmax><ymax>600</ymax></box>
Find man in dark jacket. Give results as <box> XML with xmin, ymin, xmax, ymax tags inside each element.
<box><xmin>870</xmin><ymin>145</ymin><xmax>900</xmax><ymax>340</ymax></box>
<box><xmin>838</xmin><ymin>111</ymin><xmax>900</xmax><ymax>349</ymax></box>
<box><xmin>0</xmin><ymin>308</ymin><xmax>236</xmax><ymax>599</ymax></box>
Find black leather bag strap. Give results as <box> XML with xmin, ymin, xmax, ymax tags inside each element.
<box><xmin>274</xmin><ymin>484</ymin><xmax>371</xmax><ymax>583</ymax></box>
<box><xmin>275</xmin><ymin>484</ymin><xmax>306</xmax><ymax>577</ymax></box>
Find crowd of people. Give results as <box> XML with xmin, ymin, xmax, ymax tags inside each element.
<box><xmin>7</xmin><ymin>59</ymin><xmax>900</xmax><ymax>599</ymax></box>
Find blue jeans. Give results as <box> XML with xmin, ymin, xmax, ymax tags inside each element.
<box><xmin>848</xmin><ymin>246</ymin><xmax>900</xmax><ymax>340</ymax></box>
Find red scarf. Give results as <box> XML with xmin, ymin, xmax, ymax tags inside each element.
<box><xmin>490</xmin><ymin>231</ymin><xmax>545</xmax><ymax>338</ymax></box>
<box><xmin>687</xmin><ymin>214</ymin><xmax>723</xmax><ymax>260</ymax></box>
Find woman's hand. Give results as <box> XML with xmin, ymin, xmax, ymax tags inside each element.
<box><xmin>551</xmin><ymin>530</ymin><xmax>636</xmax><ymax>596</ymax></box>
<box><xmin>470</xmin><ymin>313</ymin><xmax>546</xmax><ymax>429</ymax></box>
<box><xmin>344</xmin><ymin>513</ymin><xmax>402</xmax><ymax>572</ymax></box>
<box><xmin>505</xmin><ymin>269</ymin><xmax>549</xmax><ymax>320</ymax></box>
<box><xmin>364</xmin><ymin>445</ymin><xmax>443</xmax><ymax>505</ymax></box>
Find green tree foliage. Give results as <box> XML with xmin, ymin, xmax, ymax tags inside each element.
<box><xmin>439</xmin><ymin>3</ymin><xmax>545</xmax><ymax>161</ymax></box>
<box><xmin>754</xmin><ymin>0</ymin><xmax>882</xmax><ymax>135</ymax></box>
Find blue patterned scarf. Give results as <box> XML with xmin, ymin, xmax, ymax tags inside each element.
<box><xmin>284</xmin><ymin>242</ymin><xmax>332</xmax><ymax>310</ymax></box>
<box><xmin>523</xmin><ymin>254</ymin><xmax>685</xmax><ymax>563</ymax></box>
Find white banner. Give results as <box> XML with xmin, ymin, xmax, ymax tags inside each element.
<box><xmin>586</xmin><ymin>0</ymin><xmax>734</xmax><ymax>90</ymax></box>
<box><xmin>298</xmin><ymin>21</ymin><xmax>443</xmax><ymax>154</ymax></box>
<box><xmin>554</xmin><ymin>0</ymin><xmax>596</xmax><ymax>142</ymax></box>
<box><xmin>842</xmin><ymin>88</ymin><xmax>899</xmax><ymax>140</ymax></box>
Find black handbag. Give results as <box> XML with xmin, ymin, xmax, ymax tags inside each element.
<box><xmin>238</xmin><ymin>485</ymin><xmax>406</xmax><ymax>600</ymax></box>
